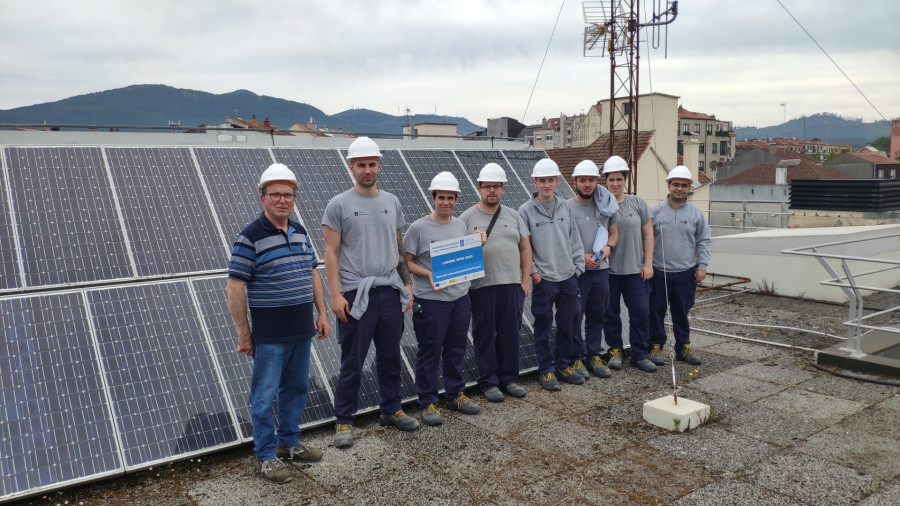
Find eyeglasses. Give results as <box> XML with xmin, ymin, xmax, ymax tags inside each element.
<box><xmin>266</xmin><ymin>192</ymin><xmax>296</xmax><ymax>201</ymax></box>
<box><xmin>669</xmin><ymin>182</ymin><xmax>690</xmax><ymax>189</ymax></box>
<box><xmin>480</xmin><ymin>184</ymin><xmax>503</xmax><ymax>191</ymax></box>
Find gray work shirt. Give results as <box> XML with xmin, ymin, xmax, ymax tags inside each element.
<box><xmin>609</xmin><ymin>195</ymin><xmax>651</xmax><ymax>276</ymax></box>
<box><xmin>402</xmin><ymin>215</ymin><xmax>470</xmax><ymax>301</ymax></box>
<box><xmin>567</xmin><ymin>197</ymin><xmax>618</xmax><ymax>271</ymax></box>
<box><xmin>649</xmin><ymin>198</ymin><xmax>711</xmax><ymax>271</ymax></box>
<box><xmin>322</xmin><ymin>189</ymin><xmax>404</xmax><ymax>293</ymax></box>
<box><xmin>459</xmin><ymin>204</ymin><xmax>530</xmax><ymax>289</ymax></box>
<box><xmin>518</xmin><ymin>196</ymin><xmax>585</xmax><ymax>282</ymax></box>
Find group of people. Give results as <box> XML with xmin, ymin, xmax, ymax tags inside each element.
<box><xmin>226</xmin><ymin>137</ymin><xmax>711</xmax><ymax>483</ymax></box>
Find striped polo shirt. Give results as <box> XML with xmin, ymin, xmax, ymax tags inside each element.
<box><xmin>228</xmin><ymin>213</ymin><xmax>317</xmax><ymax>342</ymax></box>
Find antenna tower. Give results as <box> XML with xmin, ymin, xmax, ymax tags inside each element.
<box><xmin>583</xmin><ymin>1</ymin><xmax>678</xmax><ymax>193</ymax></box>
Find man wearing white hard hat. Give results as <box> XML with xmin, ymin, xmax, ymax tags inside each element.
<box><xmin>518</xmin><ymin>158</ymin><xmax>586</xmax><ymax>391</ymax></box>
<box><xmin>403</xmin><ymin>172</ymin><xmax>481</xmax><ymax>426</ymax></box>
<box><xmin>460</xmin><ymin>163</ymin><xmax>532</xmax><ymax>402</ymax></box>
<box><xmin>323</xmin><ymin>137</ymin><xmax>418</xmax><ymax>449</ymax></box>
<box><xmin>227</xmin><ymin>163</ymin><xmax>331</xmax><ymax>483</ymax></box>
<box><xmin>567</xmin><ymin>159</ymin><xmax>619</xmax><ymax>380</ymax></box>
<box><xmin>648</xmin><ymin>165</ymin><xmax>711</xmax><ymax>366</ymax></box>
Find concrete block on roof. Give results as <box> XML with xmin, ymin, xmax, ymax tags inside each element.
<box><xmin>643</xmin><ymin>394</ymin><xmax>710</xmax><ymax>432</ymax></box>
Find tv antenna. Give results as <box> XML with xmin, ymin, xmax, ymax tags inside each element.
<box><xmin>582</xmin><ymin>0</ymin><xmax>678</xmax><ymax>193</ymax></box>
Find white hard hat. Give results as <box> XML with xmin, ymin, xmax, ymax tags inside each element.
<box><xmin>428</xmin><ymin>171</ymin><xmax>461</xmax><ymax>193</ymax></box>
<box><xmin>601</xmin><ymin>155</ymin><xmax>630</xmax><ymax>174</ymax></box>
<box><xmin>572</xmin><ymin>160</ymin><xmax>600</xmax><ymax>178</ymax></box>
<box><xmin>346</xmin><ymin>136</ymin><xmax>382</xmax><ymax>160</ymax></box>
<box><xmin>477</xmin><ymin>163</ymin><xmax>507</xmax><ymax>183</ymax></box>
<box><xmin>259</xmin><ymin>163</ymin><xmax>299</xmax><ymax>190</ymax></box>
<box><xmin>531</xmin><ymin>158</ymin><xmax>562</xmax><ymax>178</ymax></box>
<box><xmin>666</xmin><ymin>165</ymin><xmax>693</xmax><ymax>182</ymax></box>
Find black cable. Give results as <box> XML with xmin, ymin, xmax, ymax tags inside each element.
<box><xmin>775</xmin><ymin>0</ymin><xmax>888</xmax><ymax>122</ymax></box>
<box><xmin>809</xmin><ymin>359</ymin><xmax>900</xmax><ymax>387</ymax></box>
<box><xmin>522</xmin><ymin>0</ymin><xmax>566</xmax><ymax>123</ymax></box>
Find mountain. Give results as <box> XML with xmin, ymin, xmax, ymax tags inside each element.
<box><xmin>0</xmin><ymin>84</ymin><xmax>483</xmax><ymax>135</ymax></box>
<box><xmin>734</xmin><ymin>113</ymin><xmax>889</xmax><ymax>147</ymax></box>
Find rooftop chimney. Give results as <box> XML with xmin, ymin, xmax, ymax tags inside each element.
<box><xmin>263</xmin><ymin>117</ymin><xmax>271</xmax><ymax>128</ymax></box>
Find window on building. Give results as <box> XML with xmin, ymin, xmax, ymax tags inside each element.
<box><xmin>891</xmin><ymin>169</ymin><xmax>897</xmax><ymax>179</ymax></box>
<box><xmin>699</xmin><ymin>144</ymin><xmax>705</xmax><ymax>154</ymax></box>
<box><xmin>721</xmin><ymin>141</ymin><xmax>729</xmax><ymax>155</ymax></box>
<box><xmin>681</xmin><ymin>122</ymin><xmax>689</xmax><ymax>135</ymax></box>
<box><xmin>694</xmin><ymin>124</ymin><xmax>700</xmax><ymax>133</ymax></box>
<box><xmin>699</xmin><ymin>161</ymin><xmax>705</xmax><ymax>170</ymax></box>
<box><xmin>706</xmin><ymin>124</ymin><xmax>712</xmax><ymax>135</ymax></box>
<box><xmin>712</xmin><ymin>143</ymin><xmax>718</xmax><ymax>154</ymax></box>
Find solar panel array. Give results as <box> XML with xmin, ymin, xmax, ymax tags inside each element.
<box><xmin>0</xmin><ymin>144</ymin><xmax>574</xmax><ymax>501</ymax></box>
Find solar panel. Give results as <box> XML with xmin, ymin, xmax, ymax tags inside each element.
<box><xmin>400</xmin><ymin>150</ymin><xmax>480</xmax><ymax>213</ymax></box>
<box><xmin>3</xmin><ymin>147</ymin><xmax>134</xmax><ymax>288</ymax></box>
<box><xmin>87</xmin><ymin>281</ymin><xmax>239</xmax><ymax>468</ymax></box>
<box><xmin>106</xmin><ymin>148</ymin><xmax>228</xmax><ymax>276</ymax></box>
<box><xmin>0</xmin><ymin>159</ymin><xmax>22</xmax><ymax>290</ymax></box>
<box><xmin>0</xmin><ymin>292</ymin><xmax>121</xmax><ymax>499</ymax></box>
<box><xmin>271</xmin><ymin>148</ymin><xmax>353</xmax><ymax>257</ymax></box>
<box><xmin>193</xmin><ymin>147</ymin><xmax>274</xmax><ymax>252</ymax></box>
<box><xmin>364</xmin><ymin>149</ymin><xmax>433</xmax><ymax>221</ymax></box>
<box><xmin>0</xmin><ymin>143</ymin><xmax>555</xmax><ymax>501</ymax></box>
<box><xmin>502</xmin><ymin>149</ymin><xmax>574</xmax><ymax>199</ymax></box>
<box><xmin>189</xmin><ymin>275</ymin><xmax>254</xmax><ymax>440</ymax></box>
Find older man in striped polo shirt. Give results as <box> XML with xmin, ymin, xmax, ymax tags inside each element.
<box><xmin>226</xmin><ymin>163</ymin><xmax>331</xmax><ymax>484</ymax></box>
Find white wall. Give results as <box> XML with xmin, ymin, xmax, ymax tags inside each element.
<box><xmin>708</xmin><ymin>225</ymin><xmax>900</xmax><ymax>302</ymax></box>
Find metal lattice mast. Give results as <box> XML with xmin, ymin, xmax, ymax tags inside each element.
<box><xmin>583</xmin><ymin>1</ymin><xmax>678</xmax><ymax>194</ymax></box>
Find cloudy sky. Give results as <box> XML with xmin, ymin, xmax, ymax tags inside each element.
<box><xmin>1</xmin><ymin>0</ymin><xmax>897</xmax><ymax>128</ymax></box>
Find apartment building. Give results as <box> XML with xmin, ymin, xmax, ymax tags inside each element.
<box><xmin>677</xmin><ymin>106</ymin><xmax>736</xmax><ymax>179</ymax></box>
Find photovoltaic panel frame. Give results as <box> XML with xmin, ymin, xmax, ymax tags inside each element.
<box><xmin>106</xmin><ymin>148</ymin><xmax>227</xmax><ymax>277</ymax></box>
<box><xmin>0</xmin><ymin>291</ymin><xmax>121</xmax><ymax>499</ymax></box>
<box><xmin>4</xmin><ymin>147</ymin><xmax>134</xmax><ymax>288</ymax></box>
<box><xmin>0</xmin><ymin>154</ymin><xmax>22</xmax><ymax>291</ymax></box>
<box><xmin>193</xmin><ymin>147</ymin><xmax>274</xmax><ymax>253</ymax></box>
<box><xmin>271</xmin><ymin>148</ymin><xmax>353</xmax><ymax>257</ymax></box>
<box><xmin>400</xmin><ymin>150</ymin><xmax>480</xmax><ymax>213</ymax></box>
<box><xmin>86</xmin><ymin>281</ymin><xmax>239</xmax><ymax>468</ymax></box>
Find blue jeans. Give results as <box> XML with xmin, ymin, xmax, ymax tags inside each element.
<box><xmin>250</xmin><ymin>338</ymin><xmax>313</xmax><ymax>461</ymax></box>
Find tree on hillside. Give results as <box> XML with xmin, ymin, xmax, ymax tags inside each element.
<box><xmin>871</xmin><ymin>136</ymin><xmax>890</xmax><ymax>153</ymax></box>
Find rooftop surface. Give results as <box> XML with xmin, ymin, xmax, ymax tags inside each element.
<box><xmin>13</xmin><ymin>290</ymin><xmax>900</xmax><ymax>505</ymax></box>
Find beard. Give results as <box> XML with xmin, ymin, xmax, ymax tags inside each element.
<box><xmin>576</xmin><ymin>188</ymin><xmax>595</xmax><ymax>200</ymax></box>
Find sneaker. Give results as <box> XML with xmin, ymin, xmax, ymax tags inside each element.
<box><xmin>483</xmin><ymin>387</ymin><xmax>505</xmax><ymax>403</ymax></box>
<box><xmin>589</xmin><ymin>355</ymin><xmax>612</xmax><ymax>378</ymax></box>
<box><xmin>539</xmin><ymin>372</ymin><xmax>561</xmax><ymax>391</ymax></box>
<box><xmin>254</xmin><ymin>458</ymin><xmax>292</xmax><ymax>483</ymax></box>
<box><xmin>631</xmin><ymin>359</ymin><xmax>658</xmax><ymax>373</ymax></box>
<box><xmin>648</xmin><ymin>344</ymin><xmax>665</xmax><ymax>366</ymax></box>
<box><xmin>607</xmin><ymin>348</ymin><xmax>623</xmax><ymax>370</ymax></box>
<box><xmin>676</xmin><ymin>344</ymin><xmax>702</xmax><ymax>365</ymax></box>
<box><xmin>379</xmin><ymin>410</ymin><xmax>420</xmax><ymax>431</ymax></box>
<box><xmin>421</xmin><ymin>403</ymin><xmax>443</xmax><ymax>426</ymax></box>
<box><xmin>556</xmin><ymin>366</ymin><xmax>585</xmax><ymax>385</ymax></box>
<box><xmin>446</xmin><ymin>393</ymin><xmax>481</xmax><ymax>415</ymax></box>
<box><xmin>276</xmin><ymin>442</ymin><xmax>323</xmax><ymax>462</ymax></box>
<box><xmin>333</xmin><ymin>423</ymin><xmax>354</xmax><ymax>449</ymax></box>
<box><xmin>502</xmin><ymin>382</ymin><xmax>527</xmax><ymax>398</ymax></box>
<box><xmin>572</xmin><ymin>359</ymin><xmax>590</xmax><ymax>380</ymax></box>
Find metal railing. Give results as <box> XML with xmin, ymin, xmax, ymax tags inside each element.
<box><xmin>782</xmin><ymin>233</ymin><xmax>900</xmax><ymax>358</ymax></box>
